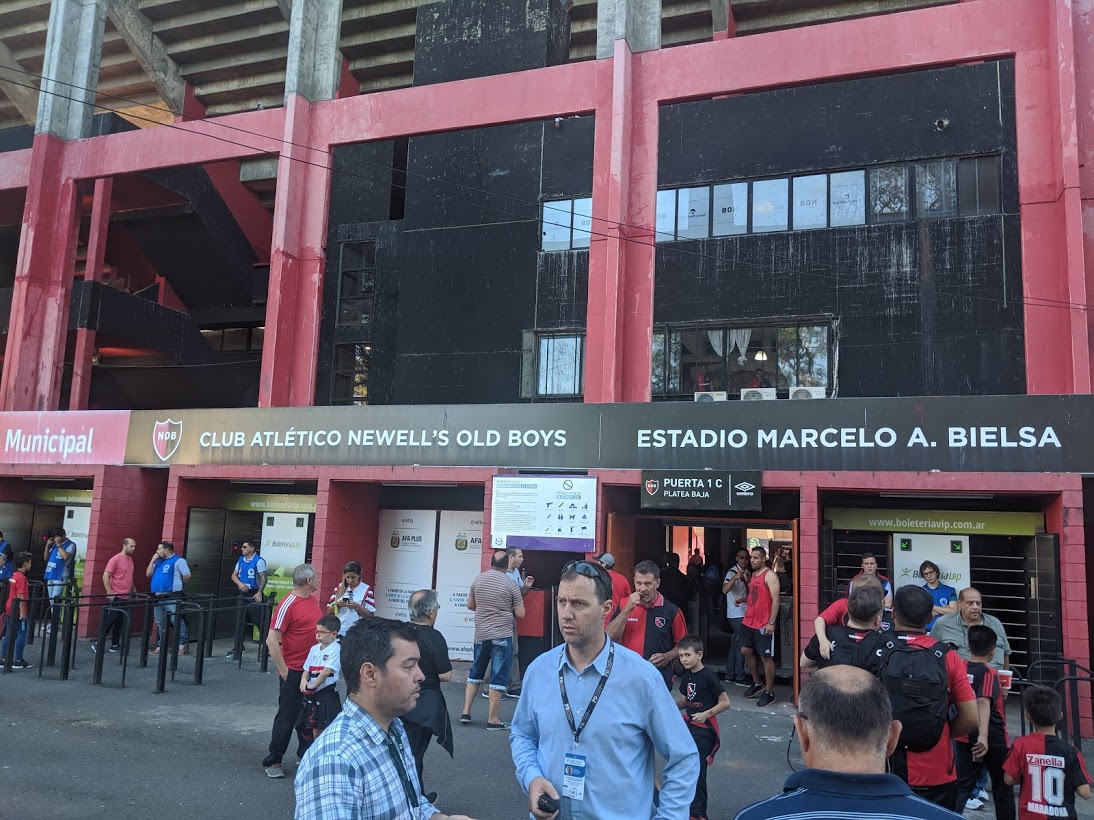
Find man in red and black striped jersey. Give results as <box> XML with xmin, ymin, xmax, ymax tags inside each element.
<box><xmin>608</xmin><ymin>559</ymin><xmax>687</xmax><ymax>688</ymax></box>
<box><xmin>261</xmin><ymin>563</ymin><xmax>323</xmax><ymax>779</ymax></box>
<box><xmin>1004</xmin><ymin>685</ymin><xmax>1091</xmax><ymax>820</ymax></box>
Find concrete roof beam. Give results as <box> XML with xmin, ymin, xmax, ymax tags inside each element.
<box><xmin>105</xmin><ymin>0</ymin><xmax>186</xmax><ymax>113</ymax></box>
<box><xmin>0</xmin><ymin>36</ymin><xmax>39</xmax><ymax>123</ymax></box>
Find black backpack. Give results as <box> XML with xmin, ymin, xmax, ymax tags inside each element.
<box><xmin>825</xmin><ymin>625</ymin><xmax>874</xmax><ymax>667</ymax></box>
<box><xmin>875</xmin><ymin>638</ymin><xmax>951</xmax><ymax>753</ymax></box>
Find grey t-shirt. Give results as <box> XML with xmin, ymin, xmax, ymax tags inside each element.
<box><xmin>929</xmin><ymin>611</ymin><xmax>1012</xmax><ymax>669</ymax></box>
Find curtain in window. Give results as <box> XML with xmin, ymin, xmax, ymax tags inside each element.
<box><xmin>729</xmin><ymin>328</ymin><xmax>753</xmax><ymax>364</ymax></box>
<box><xmin>707</xmin><ymin>330</ymin><xmax>724</xmax><ymax>359</ymax></box>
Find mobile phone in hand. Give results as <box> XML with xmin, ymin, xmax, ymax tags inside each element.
<box><xmin>537</xmin><ymin>794</ymin><xmax>559</xmax><ymax>814</ymax></box>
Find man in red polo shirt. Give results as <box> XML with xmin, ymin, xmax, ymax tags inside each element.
<box><xmin>261</xmin><ymin>563</ymin><xmax>323</xmax><ymax>779</ymax></box>
<box><xmin>608</xmin><ymin>559</ymin><xmax>687</xmax><ymax>688</ymax></box>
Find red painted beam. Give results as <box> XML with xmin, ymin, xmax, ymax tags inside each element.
<box><xmin>1</xmin><ymin>134</ymin><xmax>81</xmax><ymax>411</ymax></box>
<box><xmin>0</xmin><ymin>148</ymin><xmax>32</xmax><ymax>192</ymax></box>
<box><xmin>202</xmin><ymin>160</ymin><xmax>273</xmax><ymax>264</ymax></box>
<box><xmin>62</xmin><ymin>108</ymin><xmax>285</xmax><ymax>180</ymax></box>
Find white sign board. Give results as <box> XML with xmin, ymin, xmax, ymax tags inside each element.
<box><xmin>375</xmin><ymin>509</ymin><xmax>438</xmax><ymax>621</ymax></box>
<box><xmin>64</xmin><ymin>505</ymin><xmax>91</xmax><ymax>591</ymax></box>
<box><xmin>892</xmin><ymin>532</ymin><xmax>971</xmax><ymax>592</ymax></box>
<box><xmin>434</xmin><ymin>511</ymin><xmax>484</xmax><ymax>660</ymax></box>
<box><xmin>490</xmin><ymin>475</ymin><xmax>597</xmax><ymax>553</ymax></box>
<box><xmin>261</xmin><ymin>512</ymin><xmax>309</xmax><ymax>599</ymax></box>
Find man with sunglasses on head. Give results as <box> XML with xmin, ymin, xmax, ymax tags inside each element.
<box><xmin>511</xmin><ymin>560</ymin><xmax>698</xmax><ymax>820</ymax></box>
<box><xmin>608</xmin><ymin>559</ymin><xmax>688</xmax><ymax>688</ymax></box>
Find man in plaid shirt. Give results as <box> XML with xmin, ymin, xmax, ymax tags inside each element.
<box><xmin>294</xmin><ymin>618</ymin><xmax>477</xmax><ymax>820</ymax></box>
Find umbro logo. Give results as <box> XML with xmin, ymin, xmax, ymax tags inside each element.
<box><xmin>735</xmin><ymin>482</ymin><xmax>756</xmax><ymax>493</ymax></box>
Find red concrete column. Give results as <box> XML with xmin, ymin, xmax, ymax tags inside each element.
<box><xmin>797</xmin><ymin>479</ymin><xmax>820</xmax><ymax>649</ymax></box>
<box><xmin>1016</xmin><ymin>3</ymin><xmax>1090</xmax><ymax>393</ymax></box>
<box><xmin>82</xmin><ymin>466</ymin><xmax>169</xmax><ymax>638</ymax></box>
<box><xmin>311</xmin><ymin>479</ymin><xmax>380</xmax><ymax>595</ymax></box>
<box><xmin>585</xmin><ymin>41</ymin><xmax>658</xmax><ymax>403</ymax></box>
<box><xmin>1</xmin><ymin>134</ymin><xmax>81</xmax><ymax>411</ymax></box>
<box><xmin>259</xmin><ymin>93</ymin><xmax>332</xmax><ymax>407</ymax></box>
<box><xmin>69</xmin><ymin>177</ymin><xmax>113</xmax><ymax>411</ymax></box>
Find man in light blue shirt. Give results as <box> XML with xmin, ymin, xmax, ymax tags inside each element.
<box><xmin>510</xmin><ymin>560</ymin><xmax>698</xmax><ymax>819</ymax></box>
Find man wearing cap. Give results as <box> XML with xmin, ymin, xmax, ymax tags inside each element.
<box><xmin>594</xmin><ymin>553</ymin><xmax>632</xmax><ymax>619</ymax></box>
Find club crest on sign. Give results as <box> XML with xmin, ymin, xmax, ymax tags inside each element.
<box><xmin>152</xmin><ymin>419</ymin><xmax>182</xmax><ymax>462</ymax></box>
<box><xmin>645</xmin><ymin>480</ymin><xmax>658</xmax><ymax>495</ymax></box>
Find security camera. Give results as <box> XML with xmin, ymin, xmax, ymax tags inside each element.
<box><xmin>934</xmin><ymin>118</ymin><xmax>950</xmax><ymax>131</ymax></box>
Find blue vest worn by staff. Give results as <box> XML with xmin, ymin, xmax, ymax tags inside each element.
<box><xmin>44</xmin><ymin>543</ymin><xmax>74</xmax><ymax>582</ymax></box>
<box><xmin>236</xmin><ymin>554</ymin><xmax>264</xmax><ymax>590</ymax></box>
<box><xmin>0</xmin><ymin>540</ymin><xmax>13</xmax><ymax>581</ymax></box>
<box><xmin>151</xmin><ymin>553</ymin><xmax>182</xmax><ymax>595</ymax></box>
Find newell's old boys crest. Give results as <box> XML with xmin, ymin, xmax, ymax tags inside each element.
<box><xmin>152</xmin><ymin>419</ymin><xmax>182</xmax><ymax>462</ymax></box>
<box><xmin>655</xmin><ymin>616</ymin><xmax>666</xmax><ymax>628</ymax></box>
<box><xmin>645</xmin><ymin>479</ymin><xmax>658</xmax><ymax>495</ymax></box>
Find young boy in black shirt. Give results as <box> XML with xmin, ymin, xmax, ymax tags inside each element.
<box><xmin>956</xmin><ymin>624</ymin><xmax>1015</xmax><ymax>819</ymax></box>
<box><xmin>676</xmin><ymin>634</ymin><xmax>731</xmax><ymax>820</ymax></box>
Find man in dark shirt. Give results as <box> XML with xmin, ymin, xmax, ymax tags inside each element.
<box><xmin>401</xmin><ymin>589</ymin><xmax>454</xmax><ymax>803</ymax></box>
<box><xmin>736</xmin><ymin>666</ymin><xmax>964</xmax><ymax>819</ymax></box>
<box><xmin>800</xmin><ymin>585</ymin><xmax>883</xmax><ymax>670</ymax></box>
<box><xmin>608</xmin><ymin>559</ymin><xmax>688</xmax><ymax>687</ymax></box>
<box><xmin>658</xmin><ymin>552</ymin><xmax>697</xmax><ymax>618</ymax></box>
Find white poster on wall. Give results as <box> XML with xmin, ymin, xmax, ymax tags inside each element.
<box><xmin>433</xmin><ymin>511</ymin><xmax>484</xmax><ymax>661</ymax></box>
<box><xmin>891</xmin><ymin>532</ymin><xmax>971</xmax><ymax>593</ymax></box>
<box><xmin>491</xmin><ymin>475</ymin><xmax>597</xmax><ymax>553</ymax></box>
<box><xmin>261</xmin><ymin>513</ymin><xmax>310</xmax><ymax>599</ymax></box>
<box><xmin>375</xmin><ymin>509</ymin><xmax>438</xmax><ymax>621</ymax></box>
<box><xmin>64</xmin><ymin>505</ymin><xmax>91</xmax><ymax>591</ymax></box>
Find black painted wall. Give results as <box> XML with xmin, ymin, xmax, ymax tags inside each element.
<box><xmin>317</xmin><ymin>115</ymin><xmax>595</xmax><ymax>405</ymax></box>
<box><xmin>413</xmin><ymin>0</ymin><xmax>570</xmax><ymax>87</ymax></box>
<box><xmin>656</xmin><ymin>60</ymin><xmax>1024</xmax><ymax>397</ymax></box>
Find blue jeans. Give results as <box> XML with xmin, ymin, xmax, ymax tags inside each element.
<box><xmin>153</xmin><ymin>598</ymin><xmax>188</xmax><ymax>648</ymax></box>
<box><xmin>467</xmin><ymin>638</ymin><xmax>513</xmax><ymax>690</ymax></box>
<box><xmin>726</xmin><ymin>616</ymin><xmax>746</xmax><ymax>679</ymax></box>
<box><xmin>1</xmin><ymin>615</ymin><xmax>27</xmax><ymax>662</ymax></box>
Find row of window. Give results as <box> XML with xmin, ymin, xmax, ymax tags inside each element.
<box><xmin>338</xmin><ymin>241</ymin><xmax>378</xmax><ymax>328</ymax></box>
<box><xmin>653</xmin><ymin>156</ymin><xmax>1001</xmax><ymax>242</ymax></box>
<box><xmin>200</xmin><ymin>327</ymin><xmax>265</xmax><ymax>352</ymax></box>
<box><xmin>541</xmin><ymin>198</ymin><xmax>594</xmax><ymax>251</ymax></box>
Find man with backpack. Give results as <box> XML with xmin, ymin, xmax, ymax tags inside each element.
<box><xmin>800</xmin><ymin>585</ymin><xmax>884</xmax><ymax>670</ymax></box>
<box><xmin>856</xmin><ymin>585</ymin><xmax>978</xmax><ymax>811</ymax></box>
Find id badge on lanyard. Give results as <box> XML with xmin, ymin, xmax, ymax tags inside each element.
<box><xmin>558</xmin><ymin>642</ymin><xmax>614</xmax><ymax>804</ymax></box>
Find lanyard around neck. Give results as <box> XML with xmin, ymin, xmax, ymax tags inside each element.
<box><xmin>385</xmin><ymin>729</ymin><xmax>419</xmax><ymax>813</ymax></box>
<box><xmin>559</xmin><ymin>642</ymin><xmax>615</xmax><ymax>746</ymax></box>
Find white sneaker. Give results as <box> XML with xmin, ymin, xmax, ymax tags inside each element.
<box><xmin>977</xmin><ymin>790</ymin><xmax>990</xmax><ymax>802</ymax></box>
<box><xmin>965</xmin><ymin>797</ymin><xmax>984</xmax><ymax>811</ymax></box>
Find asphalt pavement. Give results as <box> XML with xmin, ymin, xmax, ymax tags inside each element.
<box><xmin>0</xmin><ymin>637</ymin><xmax>802</xmax><ymax>820</ymax></box>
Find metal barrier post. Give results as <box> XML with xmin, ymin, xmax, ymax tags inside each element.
<box><xmin>140</xmin><ymin>599</ymin><xmax>154</xmax><ymax>667</ymax></box>
<box><xmin>154</xmin><ymin>614</ymin><xmax>172</xmax><ymax>694</ymax></box>
<box><xmin>258</xmin><ymin>597</ymin><xmax>275</xmax><ymax>673</ymax></box>
<box><xmin>59</xmin><ymin>596</ymin><xmax>77</xmax><ymax>680</ymax></box>
<box><xmin>45</xmin><ymin>600</ymin><xmax>60</xmax><ymax>666</ymax></box>
<box><xmin>92</xmin><ymin>603</ymin><xmax>113</xmax><ymax>685</ymax></box>
<box><xmin>1054</xmin><ymin>675</ymin><xmax>1092</xmax><ymax>754</ymax></box>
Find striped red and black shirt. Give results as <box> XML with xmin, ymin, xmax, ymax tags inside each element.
<box><xmin>1004</xmin><ymin>732</ymin><xmax>1091</xmax><ymax>820</ymax></box>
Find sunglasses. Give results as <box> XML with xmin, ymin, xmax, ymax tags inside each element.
<box><xmin>562</xmin><ymin>561</ymin><xmax>612</xmax><ymax>597</ymax></box>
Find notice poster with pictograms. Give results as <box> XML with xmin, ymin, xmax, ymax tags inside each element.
<box><xmin>433</xmin><ymin>511</ymin><xmax>483</xmax><ymax>661</ymax></box>
<box><xmin>490</xmin><ymin>475</ymin><xmax>596</xmax><ymax>553</ymax></box>
<box><xmin>375</xmin><ymin>509</ymin><xmax>438</xmax><ymax>621</ymax></box>
<box><xmin>892</xmin><ymin>532</ymin><xmax>970</xmax><ymax>592</ymax></box>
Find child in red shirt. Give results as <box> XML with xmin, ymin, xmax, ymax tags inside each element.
<box><xmin>1004</xmin><ymin>685</ymin><xmax>1091</xmax><ymax>820</ymax></box>
<box><xmin>1</xmin><ymin>552</ymin><xmax>32</xmax><ymax>669</ymax></box>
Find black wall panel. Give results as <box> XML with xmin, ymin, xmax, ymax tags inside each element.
<box><xmin>413</xmin><ymin>0</ymin><xmax>570</xmax><ymax>87</ymax></box>
<box><xmin>319</xmin><ymin>117</ymin><xmax>595</xmax><ymax>405</ymax></box>
<box><xmin>655</xmin><ymin>61</ymin><xmax>1024</xmax><ymax>397</ymax></box>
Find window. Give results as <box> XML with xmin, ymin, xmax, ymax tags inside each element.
<box><xmin>541</xmin><ymin>198</ymin><xmax>594</xmax><ymax>251</ymax></box>
<box><xmin>712</xmin><ymin>183</ymin><xmax>748</xmax><ymax>236</ymax></box>
<box><xmin>868</xmin><ymin>166</ymin><xmax>910</xmax><ymax>222</ymax></box>
<box><xmin>829</xmin><ymin>171</ymin><xmax>866</xmax><ymax>227</ymax></box>
<box><xmin>958</xmin><ymin>156</ymin><xmax>1001</xmax><ymax>216</ymax></box>
<box><xmin>751</xmin><ymin>178</ymin><xmax>789</xmax><ymax>233</ymax></box>
<box><xmin>654</xmin><ymin>156</ymin><xmax>1001</xmax><ymax>242</ymax></box>
<box><xmin>651</xmin><ymin>321</ymin><xmax>833</xmax><ymax>398</ymax></box>
<box><xmin>915</xmin><ymin>160</ymin><xmax>957</xmax><ymax>218</ymax></box>
<box><xmin>537</xmin><ymin>334</ymin><xmax>584</xmax><ymax>396</ymax></box>
<box><xmin>200</xmin><ymin>327</ymin><xmax>263</xmax><ymax>352</ymax></box>
<box><xmin>676</xmin><ymin>186</ymin><xmax>710</xmax><ymax>240</ymax></box>
<box><xmin>792</xmin><ymin>175</ymin><xmax>828</xmax><ymax>230</ymax></box>
<box><xmin>338</xmin><ymin>241</ymin><xmax>377</xmax><ymax>327</ymax></box>
<box><xmin>333</xmin><ymin>343</ymin><xmax>372</xmax><ymax>405</ymax></box>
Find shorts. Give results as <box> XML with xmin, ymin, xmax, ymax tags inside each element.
<box><xmin>739</xmin><ymin>624</ymin><xmax>776</xmax><ymax>657</ymax></box>
<box><xmin>466</xmin><ymin>637</ymin><xmax>513</xmax><ymax>690</ymax></box>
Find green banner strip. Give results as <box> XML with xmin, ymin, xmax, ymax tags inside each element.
<box><xmin>826</xmin><ymin>508</ymin><xmax>1044</xmax><ymax>537</ymax></box>
<box><xmin>34</xmin><ymin>489</ymin><xmax>93</xmax><ymax>505</ymax></box>
<box><xmin>223</xmin><ymin>493</ymin><xmax>317</xmax><ymax>514</ymax></box>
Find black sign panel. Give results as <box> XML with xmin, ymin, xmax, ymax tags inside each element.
<box><xmin>640</xmin><ymin>471</ymin><xmax>762</xmax><ymax>511</ymax></box>
<box><xmin>124</xmin><ymin>395</ymin><xmax>1091</xmax><ymax>473</ymax></box>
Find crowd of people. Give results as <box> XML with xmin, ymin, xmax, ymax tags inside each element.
<box><xmin>1</xmin><ymin>536</ymin><xmax>1091</xmax><ymax>820</ymax></box>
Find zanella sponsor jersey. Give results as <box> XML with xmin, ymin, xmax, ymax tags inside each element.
<box><xmin>0</xmin><ymin>411</ymin><xmax>129</xmax><ymax>465</ymax></box>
